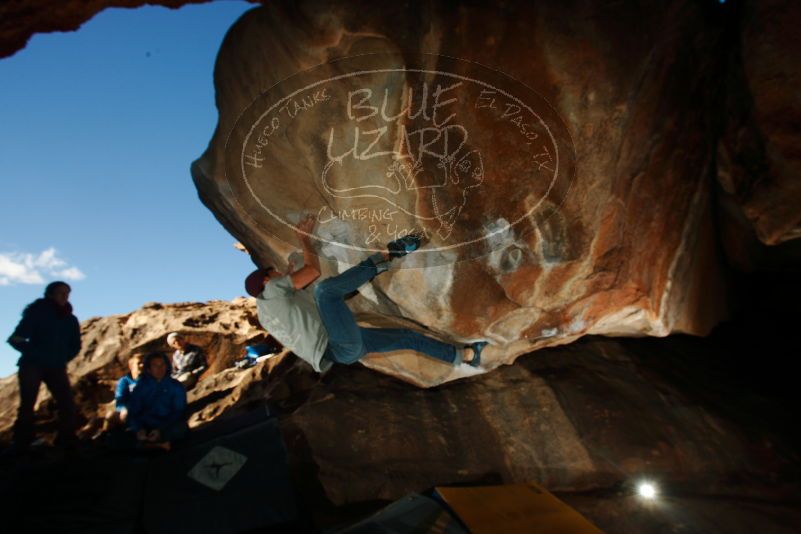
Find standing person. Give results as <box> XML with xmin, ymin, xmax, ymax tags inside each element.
<box><xmin>244</xmin><ymin>215</ymin><xmax>489</xmax><ymax>374</ymax></box>
<box><xmin>166</xmin><ymin>333</ymin><xmax>207</xmax><ymax>390</ymax></box>
<box><xmin>126</xmin><ymin>352</ymin><xmax>187</xmax><ymax>451</ymax></box>
<box><xmin>6</xmin><ymin>281</ymin><xmax>81</xmax><ymax>451</ymax></box>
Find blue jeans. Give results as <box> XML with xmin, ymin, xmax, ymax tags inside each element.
<box><xmin>313</xmin><ymin>256</ymin><xmax>460</xmax><ymax>366</ymax></box>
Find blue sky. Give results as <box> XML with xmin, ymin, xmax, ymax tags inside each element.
<box><xmin>0</xmin><ymin>1</ymin><xmax>256</xmax><ymax>377</ymax></box>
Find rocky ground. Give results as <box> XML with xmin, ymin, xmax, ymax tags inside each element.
<box><xmin>1</xmin><ymin>291</ymin><xmax>799</xmax><ymax>532</ymax></box>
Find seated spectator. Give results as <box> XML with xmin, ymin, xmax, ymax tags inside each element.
<box><xmin>126</xmin><ymin>352</ymin><xmax>187</xmax><ymax>451</ymax></box>
<box><xmin>98</xmin><ymin>353</ymin><xmax>144</xmax><ymax>436</ymax></box>
<box><xmin>235</xmin><ymin>343</ymin><xmax>278</xmax><ymax>369</ymax></box>
<box><xmin>167</xmin><ymin>332</ymin><xmax>207</xmax><ymax>390</ymax></box>
<box><xmin>115</xmin><ymin>353</ymin><xmax>144</xmax><ymax>422</ymax></box>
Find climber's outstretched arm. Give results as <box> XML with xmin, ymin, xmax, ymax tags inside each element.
<box><xmin>289</xmin><ymin>214</ymin><xmax>321</xmax><ymax>290</ymax></box>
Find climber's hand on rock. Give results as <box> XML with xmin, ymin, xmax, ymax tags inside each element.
<box><xmin>294</xmin><ymin>214</ymin><xmax>316</xmax><ymax>241</ymax></box>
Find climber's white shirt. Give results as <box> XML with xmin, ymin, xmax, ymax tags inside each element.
<box><xmin>255</xmin><ymin>275</ymin><xmax>332</xmax><ymax>373</ymax></box>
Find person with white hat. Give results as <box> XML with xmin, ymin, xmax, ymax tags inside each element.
<box><xmin>166</xmin><ymin>332</ymin><xmax>207</xmax><ymax>389</ymax></box>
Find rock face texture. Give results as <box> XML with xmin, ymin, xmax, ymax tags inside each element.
<box><xmin>2</xmin><ymin>2</ymin><xmax>799</xmax><ymax>388</ymax></box>
<box><xmin>1</xmin><ymin>1</ymin><xmax>800</xmax><ymax>529</ymax></box>
<box><xmin>0</xmin><ymin>0</ymin><xmax>248</xmax><ymax>59</ymax></box>
<box><xmin>718</xmin><ymin>0</ymin><xmax>801</xmax><ymax>247</ymax></box>
<box><xmin>190</xmin><ymin>0</ymin><xmax>740</xmax><ymax>386</ymax></box>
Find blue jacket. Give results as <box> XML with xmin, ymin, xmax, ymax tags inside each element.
<box><xmin>7</xmin><ymin>298</ymin><xmax>81</xmax><ymax>368</ymax></box>
<box><xmin>114</xmin><ymin>374</ymin><xmax>138</xmax><ymax>412</ymax></box>
<box><xmin>126</xmin><ymin>373</ymin><xmax>186</xmax><ymax>432</ymax></box>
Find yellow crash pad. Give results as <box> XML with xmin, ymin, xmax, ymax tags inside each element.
<box><xmin>436</xmin><ymin>482</ymin><xmax>602</xmax><ymax>533</ymax></box>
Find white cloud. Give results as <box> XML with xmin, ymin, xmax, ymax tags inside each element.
<box><xmin>0</xmin><ymin>248</ymin><xmax>86</xmax><ymax>286</ymax></box>
<box><xmin>56</xmin><ymin>267</ymin><xmax>86</xmax><ymax>281</ymax></box>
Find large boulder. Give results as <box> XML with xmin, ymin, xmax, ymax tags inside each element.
<box><xmin>0</xmin><ymin>0</ymin><xmax>801</xmax><ymax>385</ymax></box>
<box><xmin>1</xmin><ymin>1</ymin><xmax>799</xmax><ymax>386</ymax></box>
<box><xmin>191</xmin><ymin>0</ymin><xmax>734</xmax><ymax>385</ymax></box>
<box><xmin>718</xmin><ymin>0</ymin><xmax>801</xmax><ymax>248</ymax></box>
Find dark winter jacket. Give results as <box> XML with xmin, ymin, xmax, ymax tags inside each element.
<box><xmin>126</xmin><ymin>370</ymin><xmax>186</xmax><ymax>432</ymax></box>
<box><xmin>7</xmin><ymin>298</ymin><xmax>81</xmax><ymax>368</ymax></box>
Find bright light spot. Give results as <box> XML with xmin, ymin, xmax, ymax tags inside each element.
<box><xmin>638</xmin><ymin>482</ymin><xmax>658</xmax><ymax>500</ymax></box>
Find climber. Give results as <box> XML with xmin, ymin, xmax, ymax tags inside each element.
<box><xmin>243</xmin><ymin>214</ymin><xmax>489</xmax><ymax>374</ymax></box>
<box><xmin>6</xmin><ymin>281</ymin><xmax>81</xmax><ymax>452</ymax></box>
<box><xmin>125</xmin><ymin>352</ymin><xmax>188</xmax><ymax>451</ymax></box>
<box><xmin>167</xmin><ymin>332</ymin><xmax>207</xmax><ymax>390</ymax></box>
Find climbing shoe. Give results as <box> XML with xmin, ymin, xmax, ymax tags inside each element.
<box><xmin>465</xmin><ymin>341</ymin><xmax>488</xmax><ymax>367</ymax></box>
<box><xmin>387</xmin><ymin>232</ymin><xmax>423</xmax><ymax>259</ymax></box>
